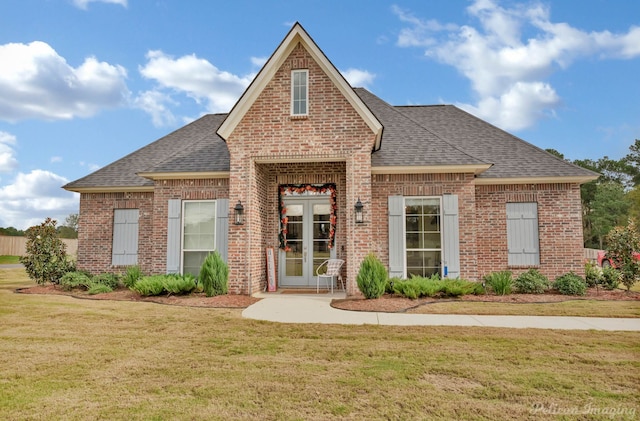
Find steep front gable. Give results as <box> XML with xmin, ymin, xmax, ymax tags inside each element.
<box><xmin>217</xmin><ymin>22</ymin><xmax>382</xmax><ymax>157</ymax></box>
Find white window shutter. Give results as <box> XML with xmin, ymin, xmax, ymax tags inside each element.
<box><xmin>388</xmin><ymin>195</ymin><xmax>405</xmax><ymax>278</ymax></box>
<box><xmin>112</xmin><ymin>209</ymin><xmax>139</xmax><ymax>266</ymax></box>
<box><xmin>166</xmin><ymin>199</ymin><xmax>181</xmax><ymax>274</ymax></box>
<box><xmin>506</xmin><ymin>202</ymin><xmax>540</xmax><ymax>266</ymax></box>
<box><xmin>215</xmin><ymin>199</ymin><xmax>229</xmax><ymax>263</ymax></box>
<box><xmin>442</xmin><ymin>195</ymin><xmax>460</xmax><ymax>279</ymax></box>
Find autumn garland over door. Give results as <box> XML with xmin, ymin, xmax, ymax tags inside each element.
<box><xmin>278</xmin><ymin>184</ymin><xmax>337</xmax><ymax>252</ymax></box>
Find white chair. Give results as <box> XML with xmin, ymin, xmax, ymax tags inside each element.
<box><xmin>316</xmin><ymin>259</ymin><xmax>345</xmax><ymax>293</ymax></box>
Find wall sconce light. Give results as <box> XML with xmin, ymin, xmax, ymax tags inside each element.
<box><xmin>234</xmin><ymin>200</ymin><xmax>244</xmax><ymax>225</ymax></box>
<box><xmin>354</xmin><ymin>198</ymin><xmax>364</xmax><ymax>224</ymax></box>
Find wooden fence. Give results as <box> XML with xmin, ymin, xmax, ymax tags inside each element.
<box><xmin>0</xmin><ymin>236</ymin><xmax>77</xmax><ymax>257</ymax></box>
<box><xmin>584</xmin><ymin>248</ymin><xmax>601</xmax><ymax>262</ymax></box>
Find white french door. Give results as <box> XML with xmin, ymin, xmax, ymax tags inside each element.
<box><xmin>279</xmin><ymin>197</ymin><xmax>335</xmax><ymax>288</ymax></box>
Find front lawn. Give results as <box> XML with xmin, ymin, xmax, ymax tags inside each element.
<box><xmin>0</xmin><ymin>268</ymin><xmax>638</xmax><ymax>420</ymax></box>
<box><xmin>0</xmin><ymin>255</ymin><xmax>20</xmax><ymax>264</ymax></box>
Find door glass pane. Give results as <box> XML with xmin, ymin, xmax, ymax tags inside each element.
<box><xmin>285</xmin><ymin>204</ymin><xmax>304</xmax><ymax>277</ymax></box>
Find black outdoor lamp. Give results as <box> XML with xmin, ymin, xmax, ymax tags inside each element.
<box><xmin>354</xmin><ymin>198</ymin><xmax>364</xmax><ymax>224</ymax></box>
<box><xmin>234</xmin><ymin>200</ymin><xmax>245</xmax><ymax>225</ymax></box>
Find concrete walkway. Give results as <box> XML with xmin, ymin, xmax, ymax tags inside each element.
<box><xmin>242</xmin><ymin>292</ymin><xmax>640</xmax><ymax>331</ymax></box>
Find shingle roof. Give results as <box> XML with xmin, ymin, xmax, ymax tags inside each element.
<box><xmin>391</xmin><ymin>102</ymin><xmax>596</xmax><ymax>179</ymax></box>
<box><xmin>64</xmin><ymin>90</ymin><xmax>596</xmax><ymax>191</ymax></box>
<box><xmin>63</xmin><ymin>114</ymin><xmax>229</xmax><ymax>190</ymax></box>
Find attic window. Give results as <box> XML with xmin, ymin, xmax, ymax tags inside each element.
<box><xmin>291</xmin><ymin>69</ymin><xmax>308</xmax><ymax>116</ymax></box>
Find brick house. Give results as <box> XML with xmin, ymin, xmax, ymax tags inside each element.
<box><xmin>64</xmin><ymin>23</ymin><xmax>597</xmax><ymax>295</ymax></box>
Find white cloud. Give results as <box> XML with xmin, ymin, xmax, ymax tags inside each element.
<box><xmin>0</xmin><ymin>131</ymin><xmax>18</xmax><ymax>173</ymax></box>
<box><xmin>50</xmin><ymin>156</ymin><xmax>62</xmax><ymax>163</ymax></box>
<box><xmin>72</xmin><ymin>0</ymin><xmax>127</xmax><ymax>10</ymax></box>
<box><xmin>133</xmin><ymin>90</ymin><xmax>178</xmax><ymax>128</ymax></box>
<box><xmin>251</xmin><ymin>56</ymin><xmax>268</xmax><ymax>67</ymax></box>
<box><xmin>136</xmin><ymin>50</ymin><xmax>252</xmax><ymax>124</ymax></box>
<box><xmin>341</xmin><ymin>68</ymin><xmax>376</xmax><ymax>88</ymax></box>
<box><xmin>0</xmin><ymin>170</ymin><xmax>79</xmax><ymax>230</ymax></box>
<box><xmin>0</xmin><ymin>41</ymin><xmax>129</xmax><ymax>122</ymax></box>
<box><xmin>394</xmin><ymin>0</ymin><xmax>640</xmax><ymax>130</ymax></box>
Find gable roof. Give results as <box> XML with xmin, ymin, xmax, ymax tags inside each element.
<box><xmin>393</xmin><ymin>103</ymin><xmax>597</xmax><ymax>183</ymax></box>
<box><xmin>216</xmin><ymin>22</ymin><xmax>383</xmax><ymax>150</ymax></box>
<box><xmin>63</xmin><ymin>114</ymin><xmax>229</xmax><ymax>192</ymax></box>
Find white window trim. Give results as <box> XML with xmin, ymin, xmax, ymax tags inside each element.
<box><xmin>180</xmin><ymin>199</ymin><xmax>217</xmax><ymax>274</ymax></box>
<box><xmin>291</xmin><ymin>69</ymin><xmax>309</xmax><ymax>116</ymax></box>
<box><xmin>403</xmin><ymin>196</ymin><xmax>443</xmax><ymax>278</ymax></box>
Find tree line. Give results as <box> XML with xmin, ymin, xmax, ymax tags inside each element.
<box><xmin>0</xmin><ymin>214</ymin><xmax>78</xmax><ymax>239</ymax></box>
<box><xmin>548</xmin><ymin>139</ymin><xmax>640</xmax><ymax>249</ymax></box>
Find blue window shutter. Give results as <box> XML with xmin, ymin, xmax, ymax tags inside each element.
<box><xmin>215</xmin><ymin>199</ymin><xmax>229</xmax><ymax>263</ymax></box>
<box><xmin>166</xmin><ymin>199</ymin><xmax>181</xmax><ymax>274</ymax></box>
<box><xmin>506</xmin><ymin>202</ymin><xmax>540</xmax><ymax>266</ymax></box>
<box><xmin>112</xmin><ymin>209</ymin><xmax>139</xmax><ymax>266</ymax></box>
<box><xmin>442</xmin><ymin>195</ymin><xmax>460</xmax><ymax>279</ymax></box>
<box><xmin>388</xmin><ymin>195</ymin><xmax>405</xmax><ymax>278</ymax></box>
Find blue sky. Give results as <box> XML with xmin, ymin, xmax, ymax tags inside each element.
<box><xmin>0</xmin><ymin>0</ymin><xmax>639</xmax><ymax>230</ymax></box>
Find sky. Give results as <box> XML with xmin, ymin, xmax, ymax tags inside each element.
<box><xmin>0</xmin><ymin>0</ymin><xmax>639</xmax><ymax>230</ymax></box>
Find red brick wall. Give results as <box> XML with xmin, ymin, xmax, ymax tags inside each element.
<box><xmin>150</xmin><ymin>178</ymin><xmax>229</xmax><ymax>275</ymax></box>
<box><xmin>475</xmin><ymin>183</ymin><xmax>585</xmax><ymax>279</ymax></box>
<box><xmin>226</xmin><ymin>43</ymin><xmax>376</xmax><ymax>294</ymax></box>
<box><xmin>77</xmin><ymin>192</ymin><xmax>154</xmax><ymax>275</ymax></box>
<box><xmin>371</xmin><ymin>173</ymin><xmax>479</xmax><ymax>280</ymax></box>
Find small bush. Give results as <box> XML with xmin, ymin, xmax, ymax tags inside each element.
<box><xmin>600</xmin><ymin>266</ymin><xmax>621</xmax><ymax>290</ymax></box>
<box><xmin>584</xmin><ymin>261</ymin><xmax>601</xmax><ymax>288</ymax></box>
<box><xmin>554</xmin><ymin>272</ymin><xmax>587</xmax><ymax>296</ymax></box>
<box><xmin>91</xmin><ymin>273</ymin><xmax>120</xmax><ymax>289</ymax></box>
<box><xmin>87</xmin><ymin>284</ymin><xmax>113</xmax><ymax>295</ymax></box>
<box><xmin>162</xmin><ymin>275</ymin><xmax>196</xmax><ymax>295</ymax></box>
<box><xmin>514</xmin><ymin>269</ymin><xmax>550</xmax><ymax>294</ymax></box>
<box><xmin>441</xmin><ymin>279</ymin><xmax>478</xmax><ymax>297</ymax></box>
<box><xmin>605</xmin><ymin>219</ymin><xmax>640</xmax><ymax>291</ymax></box>
<box><xmin>59</xmin><ymin>271</ymin><xmax>93</xmax><ymax>291</ymax></box>
<box><xmin>123</xmin><ymin>265</ymin><xmax>144</xmax><ymax>289</ymax></box>
<box><xmin>199</xmin><ymin>252</ymin><xmax>229</xmax><ymax>297</ymax></box>
<box><xmin>356</xmin><ymin>253</ymin><xmax>387</xmax><ymax>299</ymax></box>
<box><xmin>484</xmin><ymin>271</ymin><xmax>513</xmax><ymax>295</ymax></box>
<box><xmin>131</xmin><ymin>276</ymin><xmax>165</xmax><ymax>296</ymax></box>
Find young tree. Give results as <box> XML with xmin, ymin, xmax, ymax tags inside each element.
<box><xmin>605</xmin><ymin>219</ymin><xmax>640</xmax><ymax>291</ymax></box>
<box><xmin>20</xmin><ymin>218</ymin><xmax>73</xmax><ymax>285</ymax></box>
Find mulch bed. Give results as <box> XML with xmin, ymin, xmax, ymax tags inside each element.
<box><xmin>332</xmin><ymin>288</ymin><xmax>640</xmax><ymax>313</ymax></box>
<box><xmin>16</xmin><ymin>285</ymin><xmax>261</xmax><ymax>308</ymax></box>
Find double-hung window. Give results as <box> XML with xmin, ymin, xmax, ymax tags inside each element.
<box><xmin>182</xmin><ymin>200</ymin><xmax>216</xmax><ymax>276</ymax></box>
<box><xmin>405</xmin><ymin>197</ymin><xmax>442</xmax><ymax>277</ymax></box>
<box><xmin>291</xmin><ymin>69</ymin><xmax>308</xmax><ymax>116</ymax></box>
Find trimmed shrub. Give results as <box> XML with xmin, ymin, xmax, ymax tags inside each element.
<box><xmin>199</xmin><ymin>251</ymin><xmax>229</xmax><ymax>297</ymax></box>
<box><xmin>123</xmin><ymin>265</ymin><xmax>144</xmax><ymax>289</ymax></box>
<box><xmin>554</xmin><ymin>272</ymin><xmax>587</xmax><ymax>296</ymax></box>
<box><xmin>600</xmin><ymin>266</ymin><xmax>621</xmax><ymax>290</ymax></box>
<box><xmin>131</xmin><ymin>276</ymin><xmax>165</xmax><ymax>296</ymax></box>
<box><xmin>445</xmin><ymin>279</ymin><xmax>479</xmax><ymax>297</ymax></box>
<box><xmin>162</xmin><ymin>275</ymin><xmax>196</xmax><ymax>295</ymax></box>
<box><xmin>484</xmin><ymin>271</ymin><xmax>513</xmax><ymax>295</ymax></box>
<box><xmin>91</xmin><ymin>273</ymin><xmax>120</xmax><ymax>289</ymax></box>
<box><xmin>356</xmin><ymin>253</ymin><xmax>387</xmax><ymax>299</ymax></box>
<box><xmin>514</xmin><ymin>269</ymin><xmax>550</xmax><ymax>294</ymax></box>
<box><xmin>87</xmin><ymin>284</ymin><xmax>113</xmax><ymax>295</ymax></box>
<box><xmin>59</xmin><ymin>271</ymin><xmax>93</xmax><ymax>291</ymax></box>
<box><xmin>584</xmin><ymin>261</ymin><xmax>601</xmax><ymax>288</ymax></box>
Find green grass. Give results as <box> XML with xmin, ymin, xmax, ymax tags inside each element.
<box><xmin>1</xmin><ymin>268</ymin><xmax>639</xmax><ymax>420</ymax></box>
<box><xmin>0</xmin><ymin>255</ymin><xmax>20</xmax><ymax>264</ymax></box>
